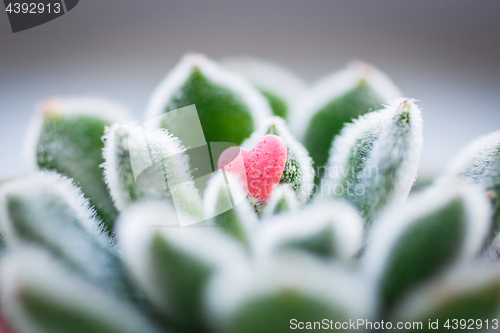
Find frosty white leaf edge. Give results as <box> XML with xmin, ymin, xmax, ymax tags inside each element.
<box><xmin>446</xmin><ymin>131</ymin><xmax>500</xmax><ymax>251</ymax></box>
<box><xmin>325</xmin><ymin>106</ymin><xmax>386</xmax><ymax>187</ymax></box>
<box><xmin>24</xmin><ymin>97</ymin><xmax>131</xmax><ymax>170</ymax></box>
<box><xmin>204</xmin><ymin>252</ymin><xmax>375</xmax><ymax>331</ymax></box>
<box><xmin>147</xmin><ymin>128</ymin><xmax>203</xmax><ymax>221</ymax></box>
<box><xmin>116</xmin><ymin>201</ymin><xmax>248</xmax><ymax>318</ymax></box>
<box><xmin>145</xmin><ymin>54</ymin><xmax>272</xmax><ymax>125</ymax></box>
<box><xmin>255</xmin><ymin>200</ymin><xmax>364</xmax><ymax>261</ymax></box>
<box><xmin>361</xmin><ymin>99</ymin><xmax>424</xmax><ymax>213</ymax></box>
<box><xmin>289</xmin><ymin>61</ymin><xmax>401</xmax><ymax>140</ymax></box>
<box><xmin>0</xmin><ymin>247</ymin><xmax>159</xmax><ymax>333</ymax></box>
<box><xmin>221</xmin><ymin>57</ymin><xmax>306</xmax><ymax>113</ymax></box>
<box><xmin>363</xmin><ymin>180</ymin><xmax>492</xmax><ymax>280</ymax></box>
<box><xmin>446</xmin><ymin>130</ymin><xmax>500</xmax><ymax>182</ymax></box>
<box><xmin>203</xmin><ymin>172</ymin><xmax>258</xmax><ymax>236</ymax></box>
<box><xmin>261</xmin><ymin>184</ymin><xmax>300</xmax><ymax>218</ymax></box>
<box><xmin>102</xmin><ymin>122</ymin><xmax>147</xmax><ymax>211</ymax></box>
<box><xmin>243</xmin><ymin>116</ymin><xmax>315</xmax><ymax>204</ymax></box>
<box><xmin>325</xmin><ymin>98</ymin><xmax>424</xmax><ymax>221</ymax></box>
<box><xmin>102</xmin><ymin>122</ymin><xmax>202</xmax><ymax>218</ymax></box>
<box><xmin>0</xmin><ymin>171</ymin><xmax>112</xmax><ymax>251</ymax></box>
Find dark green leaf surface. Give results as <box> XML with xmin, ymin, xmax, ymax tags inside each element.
<box><xmin>162</xmin><ymin>68</ymin><xmax>255</xmax><ymax>146</ymax></box>
<box><xmin>410</xmin><ymin>286</ymin><xmax>500</xmax><ymax>332</ymax></box>
<box><xmin>149</xmin><ymin>233</ymin><xmax>213</xmax><ymax>331</ymax></box>
<box><xmin>304</xmin><ymin>81</ymin><xmax>386</xmax><ymax>182</ymax></box>
<box><xmin>276</xmin><ymin>225</ymin><xmax>336</xmax><ymax>258</ymax></box>
<box><xmin>37</xmin><ymin>113</ymin><xmax>117</xmax><ymax>231</ymax></box>
<box><xmin>1</xmin><ymin>249</ymin><xmax>160</xmax><ymax>333</ymax></box>
<box><xmin>230</xmin><ymin>290</ymin><xmax>349</xmax><ymax>333</ymax></box>
<box><xmin>23</xmin><ymin>294</ymin><xmax>150</xmax><ymax>333</ymax></box>
<box><xmin>1</xmin><ymin>174</ymin><xmax>132</xmax><ymax>298</ymax></box>
<box><xmin>393</xmin><ymin>266</ymin><xmax>500</xmax><ymax>332</ymax></box>
<box><xmin>379</xmin><ymin>199</ymin><xmax>466</xmax><ymax>314</ymax></box>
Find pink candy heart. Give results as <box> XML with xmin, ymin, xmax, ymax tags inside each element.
<box><xmin>218</xmin><ymin>134</ymin><xmax>287</xmax><ymax>202</ymax></box>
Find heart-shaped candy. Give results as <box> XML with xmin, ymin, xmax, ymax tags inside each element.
<box><xmin>218</xmin><ymin>134</ymin><xmax>287</xmax><ymax>202</ymax></box>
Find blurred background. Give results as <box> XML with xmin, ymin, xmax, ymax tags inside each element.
<box><xmin>1</xmin><ymin>0</ymin><xmax>499</xmax><ymax>179</ymax></box>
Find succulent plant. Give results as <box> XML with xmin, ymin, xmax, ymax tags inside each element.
<box><xmin>1</xmin><ymin>54</ymin><xmax>499</xmax><ymax>333</ymax></box>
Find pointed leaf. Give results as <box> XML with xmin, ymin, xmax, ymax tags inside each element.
<box><xmin>261</xmin><ymin>184</ymin><xmax>300</xmax><ymax>218</ymax></box>
<box><xmin>325</xmin><ymin>98</ymin><xmax>423</xmax><ymax>222</ymax></box>
<box><xmin>206</xmin><ymin>253</ymin><xmax>373</xmax><ymax>333</ymax></box>
<box><xmin>0</xmin><ymin>172</ymin><xmax>131</xmax><ymax>296</ymax></box>
<box><xmin>26</xmin><ymin>97</ymin><xmax>131</xmax><ymax>231</ymax></box>
<box><xmin>117</xmin><ymin>201</ymin><xmax>247</xmax><ymax>330</ymax></box>
<box><xmin>256</xmin><ymin>200</ymin><xmax>363</xmax><ymax>260</ymax></box>
<box><xmin>363</xmin><ymin>182</ymin><xmax>492</xmax><ymax>315</ymax></box>
<box><xmin>392</xmin><ymin>264</ymin><xmax>500</xmax><ymax>327</ymax></box>
<box><xmin>290</xmin><ymin>61</ymin><xmax>401</xmax><ymax>179</ymax></box>
<box><xmin>447</xmin><ymin>131</ymin><xmax>500</xmax><ymax>245</ymax></box>
<box><xmin>145</xmin><ymin>54</ymin><xmax>272</xmax><ymax>146</ymax></box>
<box><xmin>102</xmin><ymin>122</ymin><xmax>202</xmax><ymax>221</ymax></box>
<box><xmin>203</xmin><ymin>172</ymin><xmax>257</xmax><ymax>245</ymax></box>
<box><xmin>0</xmin><ymin>248</ymin><xmax>160</xmax><ymax>333</ymax></box>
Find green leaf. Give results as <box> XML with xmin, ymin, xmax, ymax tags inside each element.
<box><xmin>102</xmin><ymin>122</ymin><xmax>203</xmax><ymax>222</ymax></box>
<box><xmin>325</xmin><ymin>98</ymin><xmax>423</xmax><ymax>223</ymax></box>
<box><xmin>392</xmin><ymin>265</ymin><xmax>500</xmax><ymax>329</ymax></box>
<box><xmin>28</xmin><ymin>98</ymin><xmax>130</xmax><ymax>231</ymax></box>
<box><xmin>0</xmin><ymin>248</ymin><xmax>160</xmax><ymax>333</ymax></box>
<box><xmin>117</xmin><ymin>201</ymin><xmax>246</xmax><ymax>330</ymax></box>
<box><xmin>290</xmin><ymin>61</ymin><xmax>401</xmax><ymax>182</ymax></box>
<box><xmin>243</xmin><ymin>116</ymin><xmax>315</xmax><ymax>204</ymax></box>
<box><xmin>261</xmin><ymin>184</ymin><xmax>300</xmax><ymax>218</ymax></box>
<box><xmin>203</xmin><ymin>172</ymin><xmax>257</xmax><ymax>245</ymax></box>
<box><xmin>256</xmin><ymin>200</ymin><xmax>363</xmax><ymax>260</ymax></box>
<box><xmin>206</xmin><ymin>253</ymin><xmax>373</xmax><ymax>333</ymax></box>
<box><xmin>222</xmin><ymin>57</ymin><xmax>306</xmax><ymax>119</ymax></box>
<box><xmin>0</xmin><ymin>172</ymin><xmax>132</xmax><ymax>297</ymax></box>
<box><xmin>102</xmin><ymin>123</ymin><xmax>157</xmax><ymax>209</ymax></box>
<box><xmin>447</xmin><ymin>131</ymin><xmax>500</xmax><ymax>247</ymax></box>
<box><xmin>145</xmin><ymin>54</ymin><xmax>272</xmax><ymax>146</ymax></box>
<box><xmin>364</xmin><ymin>182</ymin><xmax>492</xmax><ymax>316</ymax></box>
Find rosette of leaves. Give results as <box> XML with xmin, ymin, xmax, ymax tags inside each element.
<box><xmin>290</xmin><ymin>61</ymin><xmax>401</xmax><ymax>181</ymax></box>
<box><xmin>0</xmin><ymin>53</ymin><xmax>499</xmax><ymax>333</ymax></box>
<box><xmin>324</xmin><ymin>98</ymin><xmax>424</xmax><ymax>223</ymax></box>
